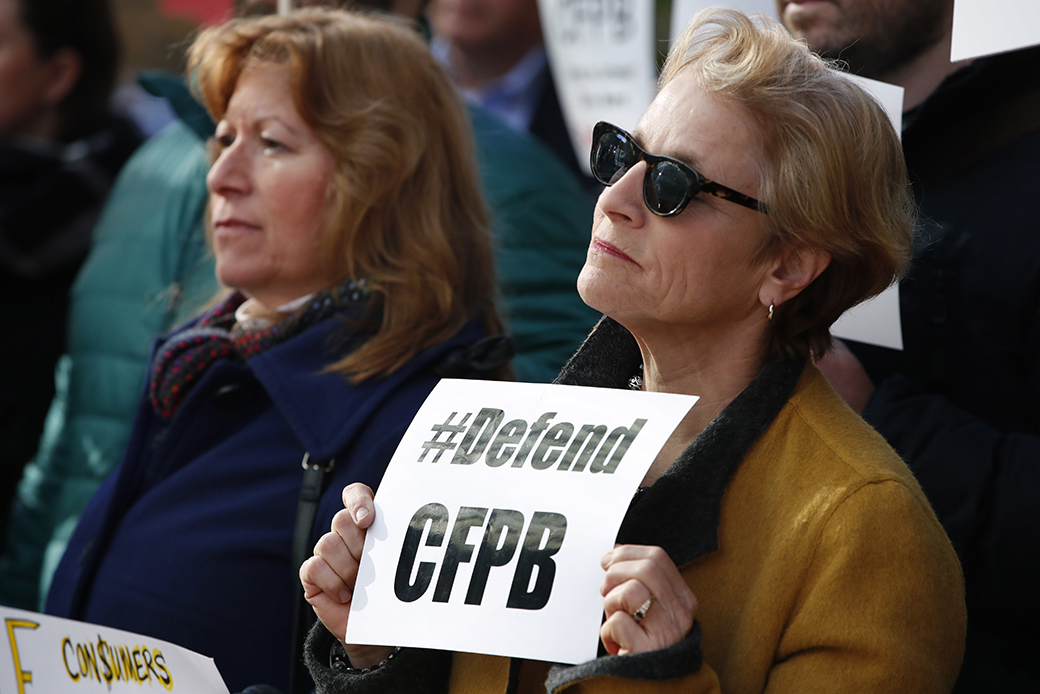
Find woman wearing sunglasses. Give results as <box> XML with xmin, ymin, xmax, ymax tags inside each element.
<box><xmin>301</xmin><ymin>8</ymin><xmax>966</xmax><ymax>693</ymax></box>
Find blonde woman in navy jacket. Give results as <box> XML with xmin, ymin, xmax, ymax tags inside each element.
<box><xmin>46</xmin><ymin>11</ymin><xmax>510</xmax><ymax>694</ymax></box>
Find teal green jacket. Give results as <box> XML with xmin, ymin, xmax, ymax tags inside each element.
<box><xmin>0</xmin><ymin>74</ymin><xmax>597</xmax><ymax>610</ymax></box>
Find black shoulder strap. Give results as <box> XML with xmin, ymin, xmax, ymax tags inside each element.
<box><xmin>289</xmin><ymin>453</ymin><xmax>336</xmax><ymax>694</ymax></box>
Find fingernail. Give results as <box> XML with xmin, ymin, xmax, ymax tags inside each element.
<box><xmin>339</xmin><ymin>590</ymin><xmax>352</xmax><ymax>604</ymax></box>
<box><xmin>600</xmin><ymin>551</ymin><xmax>613</xmax><ymax>568</ymax></box>
<box><xmin>355</xmin><ymin>507</ymin><xmax>369</xmax><ymax>523</ymax></box>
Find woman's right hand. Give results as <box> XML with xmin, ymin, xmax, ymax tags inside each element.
<box><xmin>300</xmin><ymin>482</ymin><xmax>396</xmax><ymax>669</ymax></box>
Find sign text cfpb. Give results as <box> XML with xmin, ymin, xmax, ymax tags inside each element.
<box><xmin>396</xmin><ymin>504</ymin><xmax>567</xmax><ymax>610</ymax></box>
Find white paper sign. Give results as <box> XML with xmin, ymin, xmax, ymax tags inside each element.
<box><xmin>0</xmin><ymin>606</ymin><xmax>229</xmax><ymax>694</ymax></box>
<box><xmin>843</xmin><ymin>73</ymin><xmax>904</xmax><ymax>137</ymax></box>
<box><xmin>669</xmin><ymin>0</ymin><xmax>777</xmax><ymax>43</ymax></box>
<box><xmin>952</xmin><ymin>0</ymin><xmax>1040</xmax><ymax>61</ymax></box>
<box><xmin>537</xmin><ymin>0</ymin><xmax>658</xmax><ymax>173</ymax></box>
<box><xmin>347</xmin><ymin>379</ymin><xmax>697</xmax><ymax>664</ymax></box>
<box><xmin>826</xmin><ymin>74</ymin><xmax>903</xmax><ymax>351</ymax></box>
<box><xmin>831</xmin><ymin>283</ymin><xmax>903</xmax><ymax>351</ymax></box>
<box><xmin>827</xmin><ymin>73</ymin><xmax>904</xmax><ymax>351</ymax></box>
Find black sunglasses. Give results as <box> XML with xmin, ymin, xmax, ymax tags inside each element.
<box><xmin>590</xmin><ymin>121</ymin><xmax>766</xmax><ymax>217</ymax></box>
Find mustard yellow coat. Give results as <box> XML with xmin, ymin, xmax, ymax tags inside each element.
<box><xmin>449</xmin><ymin>365</ymin><xmax>966</xmax><ymax>692</ymax></box>
<box><xmin>306</xmin><ymin>320</ymin><xmax>966</xmax><ymax>694</ymax></box>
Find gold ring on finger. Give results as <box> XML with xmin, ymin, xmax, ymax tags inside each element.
<box><xmin>633</xmin><ymin>595</ymin><xmax>655</xmax><ymax>622</ymax></box>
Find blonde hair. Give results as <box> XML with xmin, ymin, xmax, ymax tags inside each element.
<box><xmin>663</xmin><ymin>8</ymin><xmax>915</xmax><ymax>359</ymax></box>
<box><xmin>189</xmin><ymin>8</ymin><xmax>506</xmax><ymax>381</ymax></box>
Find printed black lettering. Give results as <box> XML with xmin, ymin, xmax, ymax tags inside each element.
<box><xmin>75</xmin><ymin>643</ymin><xmax>87</xmax><ymax>678</ymax></box>
<box><xmin>143</xmin><ymin>647</ymin><xmax>160</xmax><ymax>683</ymax></box>
<box><xmin>89</xmin><ymin>642</ymin><xmax>101</xmax><ymax>681</ymax></box>
<box><xmin>558</xmin><ymin>424</ymin><xmax>606</xmax><ymax>472</ymax></box>
<box><xmin>485</xmin><ymin>420</ymin><xmax>526</xmax><ymax>467</ymax></box>
<box><xmin>109</xmin><ymin>646</ymin><xmax>121</xmax><ymax>682</ymax></box>
<box><xmin>155</xmin><ymin>650</ymin><xmax>174</xmax><ymax>689</ymax></box>
<box><xmin>120</xmin><ymin>645</ymin><xmax>137</xmax><ymax>682</ymax></box>
<box><xmin>511</xmin><ymin>412</ymin><xmax>556</xmax><ymax>467</ymax></box>
<box><xmin>98</xmin><ymin>637</ymin><xmax>114</xmax><ymax>685</ymax></box>
<box><xmin>419</xmin><ymin>412</ymin><xmax>471</xmax><ymax>462</ymax></box>
<box><xmin>507</xmin><ymin>512</ymin><xmax>567</xmax><ymax>610</ymax></box>
<box><xmin>112</xmin><ymin>644</ymin><xmax>126</xmax><ymax>681</ymax></box>
<box><xmin>63</xmin><ymin>637</ymin><xmax>79</xmax><ymax>681</ymax></box>
<box><xmin>465</xmin><ymin>509</ymin><xmax>524</xmax><ymax>605</ymax></box>
<box><xmin>590</xmin><ymin>419</ymin><xmax>646</xmax><ymax>473</ymax></box>
<box><xmin>433</xmin><ymin>506</ymin><xmax>489</xmax><ymax>602</ymax></box>
<box><xmin>133</xmin><ymin>647</ymin><xmax>147</xmax><ymax>681</ymax></box>
<box><xmin>531</xmin><ymin>422</ymin><xmax>575</xmax><ymax>469</ymax></box>
<box><xmin>450</xmin><ymin>408</ymin><xmax>504</xmax><ymax>465</ymax></box>
<box><xmin>395</xmin><ymin>503</ymin><xmax>449</xmax><ymax>602</ymax></box>
<box><xmin>77</xmin><ymin>642</ymin><xmax>99</xmax><ymax>681</ymax></box>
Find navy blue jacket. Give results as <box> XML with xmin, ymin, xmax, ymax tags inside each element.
<box><xmin>46</xmin><ymin>310</ymin><xmax>491</xmax><ymax>694</ymax></box>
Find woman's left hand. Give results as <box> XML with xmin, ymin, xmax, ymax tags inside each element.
<box><xmin>600</xmin><ymin>545</ymin><xmax>698</xmax><ymax>656</ymax></box>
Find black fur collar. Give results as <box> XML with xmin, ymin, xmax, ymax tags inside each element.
<box><xmin>556</xmin><ymin>316</ymin><xmax>805</xmax><ymax>566</ymax></box>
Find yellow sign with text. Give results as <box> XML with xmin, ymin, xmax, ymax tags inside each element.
<box><xmin>1</xmin><ymin>606</ymin><xmax>228</xmax><ymax>693</ymax></box>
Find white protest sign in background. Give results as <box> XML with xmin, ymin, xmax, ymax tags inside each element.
<box><xmin>537</xmin><ymin>0</ymin><xmax>658</xmax><ymax>174</ymax></box>
<box><xmin>347</xmin><ymin>380</ymin><xmax>697</xmax><ymax>664</ymax></box>
<box><xmin>830</xmin><ymin>73</ymin><xmax>904</xmax><ymax>352</ymax></box>
<box><xmin>0</xmin><ymin>605</ymin><xmax>229</xmax><ymax>694</ymax></box>
<box><xmin>844</xmin><ymin>73</ymin><xmax>904</xmax><ymax>137</ymax></box>
<box><xmin>670</xmin><ymin>0</ymin><xmax>776</xmax><ymax>43</ymax></box>
<box><xmin>952</xmin><ymin>0</ymin><xmax>1040</xmax><ymax>61</ymax></box>
<box><xmin>831</xmin><ymin>282</ymin><xmax>903</xmax><ymax>351</ymax></box>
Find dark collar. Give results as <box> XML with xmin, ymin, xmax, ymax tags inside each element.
<box><xmin>156</xmin><ymin>307</ymin><xmax>491</xmax><ymax>462</ymax></box>
<box><xmin>555</xmin><ymin>316</ymin><xmax>805</xmax><ymax>566</ymax></box>
<box><xmin>248</xmin><ymin>314</ymin><xmax>489</xmax><ymax>461</ymax></box>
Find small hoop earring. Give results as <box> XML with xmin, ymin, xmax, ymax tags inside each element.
<box><xmin>768</xmin><ymin>302</ymin><xmax>774</xmax><ymax>322</ymax></box>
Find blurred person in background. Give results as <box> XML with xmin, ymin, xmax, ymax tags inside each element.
<box><xmin>428</xmin><ymin>0</ymin><xmax>600</xmax><ymax>195</ymax></box>
<box><xmin>0</xmin><ymin>0</ymin><xmax>141</xmax><ymax>550</ymax></box>
<box><xmin>45</xmin><ymin>9</ymin><xmax>512</xmax><ymax>693</ymax></box>
<box><xmin>0</xmin><ymin>0</ymin><xmax>595</xmax><ymax>614</ymax></box>
<box><xmin>779</xmin><ymin>0</ymin><xmax>1040</xmax><ymax>691</ymax></box>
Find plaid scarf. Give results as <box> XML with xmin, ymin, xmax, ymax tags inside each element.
<box><xmin>149</xmin><ymin>279</ymin><xmax>368</xmax><ymax>419</ymax></box>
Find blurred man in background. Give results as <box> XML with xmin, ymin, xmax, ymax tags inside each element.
<box><xmin>779</xmin><ymin>1</ymin><xmax>1040</xmax><ymax>691</ymax></box>
<box><xmin>428</xmin><ymin>0</ymin><xmax>599</xmax><ymax>194</ymax></box>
